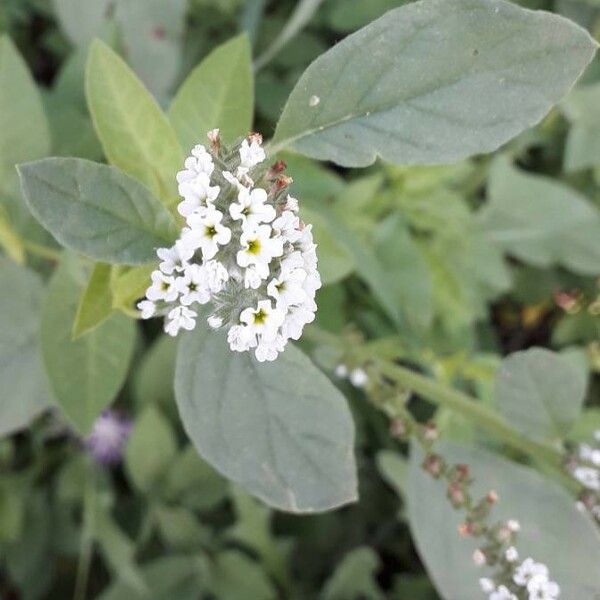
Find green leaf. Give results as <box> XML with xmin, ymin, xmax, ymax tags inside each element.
<box><xmin>207</xmin><ymin>550</ymin><xmax>276</xmax><ymax>600</ymax></box>
<box><xmin>169</xmin><ymin>34</ymin><xmax>253</xmax><ymax>149</ymax></box>
<box><xmin>495</xmin><ymin>347</ymin><xmax>587</xmax><ymax>441</ymax></box>
<box><xmin>52</xmin><ymin>0</ymin><xmax>113</xmax><ymax>47</ymax></box>
<box><xmin>0</xmin><ymin>258</ymin><xmax>50</xmax><ymax>437</ymax></box>
<box><xmin>0</xmin><ymin>205</ymin><xmax>25</xmax><ymax>264</ymax></box>
<box><xmin>41</xmin><ymin>255</ymin><xmax>136</xmax><ymax>434</ymax></box>
<box><xmin>113</xmin><ymin>0</ymin><xmax>187</xmax><ymax>101</ymax></box>
<box><xmin>478</xmin><ymin>157</ymin><xmax>600</xmax><ymax>275</ymax></box>
<box><xmin>125</xmin><ymin>405</ymin><xmax>177</xmax><ymax>492</ymax></box>
<box><xmin>561</xmin><ymin>82</ymin><xmax>600</xmax><ymax>171</ymax></box>
<box><xmin>72</xmin><ymin>263</ymin><xmax>114</xmax><ymax>338</ymax></box>
<box><xmin>18</xmin><ymin>158</ymin><xmax>178</xmax><ymax>265</ymax></box>
<box><xmin>271</xmin><ymin>0</ymin><xmax>596</xmax><ymax>166</ymax></box>
<box><xmin>175</xmin><ymin>327</ymin><xmax>357</xmax><ymax>513</ymax></box>
<box><xmin>111</xmin><ymin>264</ymin><xmax>155</xmax><ymax>310</ymax></box>
<box><xmin>376</xmin><ymin>450</ymin><xmax>409</xmax><ymax>500</ymax></box>
<box><xmin>85</xmin><ymin>39</ymin><xmax>184</xmax><ymax>205</ymax></box>
<box><xmin>163</xmin><ymin>446</ymin><xmax>229</xmax><ymax>512</ymax></box>
<box><xmin>301</xmin><ymin>206</ymin><xmax>354</xmax><ymax>285</ymax></box>
<box><xmin>408</xmin><ymin>441</ymin><xmax>600</xmax><ymax>600</ymax></box>
<box><xmin>321</xmin><ymin>547</ymin><xmax>384</xmax><ymax>600</ymax></box>
<box><xmin>373</xmin><ymin>214</ymin><xmax>433</xmax><ymax>333</ymax></box>
<box><xmin>0</xmin><ymin>36</ymin><xmax>51</xmax><ymax>242</ymax></box>
<box><xmin>97</xmin><ymin>555</ymin><xmax>205</xmax><ymax>600</ymax></box>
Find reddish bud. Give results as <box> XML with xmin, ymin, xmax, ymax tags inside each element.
<box><xmin>423</xmin><ymin>422</ymin><xmax>439</xmax><ymax>442</ymax></box>
<box><xmin>390</xmin><ymin>418</ymin><xmax>408</xmax><ymax>439</ymax></box>
<box><xmin>422</xmin><ymin>453</ymin><xmax>445</xmax><ymax>478</ymax></box>
<box><xmin>486</xmin><ymin>490</ymin><xmax>499</xmax><ymax>505</ymax></box>
<box><xmin>248</xmin><ymin>132</ymin><xmax>263</xmax><ymax>145</ymax></box>
<box><xmin>267</xmin><ymin>160</ymin><xmax>287</xmax><ymax>179</ymax></box>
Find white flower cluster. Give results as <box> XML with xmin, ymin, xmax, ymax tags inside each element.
<box><xmin>138</xmin><ymin>132</ymin><xmax>321</xmax><ymax>362</ymax></box>
<box><xmin>478</xmin><ymin>521</ymin><xmax>560</xmax><ymax>600</ymax></box>
<box><xmin>334</xmin><ymin>364</ymin><xmax>369</xmax><ymax>388</ymax></box>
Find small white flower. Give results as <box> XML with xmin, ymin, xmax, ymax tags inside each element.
<box><xmin>239</xmin><ymin>137</ymin><xmax>265</xmax><ymax>169</ymax></box>
<box><xmin>237</xmin><ymin>224</ymin><xmax>284</xmax><ymax>272</ymax></box>
<box><xmin>572</xmin><ymin>466</ymin><xmax>600</xmax><ymax>491</ymax></box>
<box><xmin>185</xmin><ymin>206</ymin><xmax>231</xmax><ymax>260</ymax></box>
<box><xmin>513</xmin><ymin>558</ymin><xmax>549</xmax><ymax>587</ymax></box>
<box><xmin>176</xmin><ymin>264</ymin><xmax>211</xmax><ymax>306</ymax></box>
<box><xmin>281</xmin><ymin>304</ymin><xmax>315</xmax><ymax>341</ymax></box>
<box><xmin>243</xmin><ymin>265</ymin><xmax>264</xmax><ymax>290</ymax></box>
<box><xmin>240</xmin><ymin>300</ymin><xmax>285</xmax><ymax>338</ymax></box>
<box><xmin>527</xmin><ymin>577</ymin><xmax>560</xmax><ymax>600</ymax></box>
<box><xmin>177</xmin><ymin>172</ymin><xmax>220</xmax><ymax>217</ymax></box>
<box><xmin>479</xmin><ymin>578</ymin><xmax>495</xmax><ymax>594</ymax></box>
<box><xmin>335</xmin><ymin>364</ymin><xmax>348</xmax><ymax>378</ymax></box>
<box><xmin>227</xmin><ymin>324</ymin><xmax>256</xmax><ymax>352</ymax></box>
<box><xmin>472</xmin><ymin>549</ymin><xmax>486</xmax><ymax>567</ymax></box>
<box><xmin>255</xmin><ymin>334</ymin><xmax>286</xmax><ymax>362</ymax></box>
<box><xmin>207</xmin><ymin>315</ymin><xmax>223</xmax><ymax>329</ymax></box>
<box><xmin>146</xmin><ymin>270</ymin><xmax>178</xmax><ymax>302</ymax></box>
<box><xmin>284</xmin><ymin>194</ymin><xmax>299</xmax><ymax>213</ymax></box>
<box><xmin>505</xmin><ymin>547</ymin><xmax>519</xmax><ymax>563</ymax></box>
<box><xmin>350</xmin><ymin>368</ymin><xmax>368</xmax><ymax>388</ymax></box>
<box><xmin>579</xmin><ymin>444</ymin><xmax>600</xmax><ymax>467</ymax></box>
<box><xmin>222</xmin><ymin>169</ymin><xmax>246</xmax><ymax>190</ymax></box>
<box><xmin>165</xmin><ymin>306</ymin><xmax>197</xmax><ymax>336</ymax></box>
<box><xmin>489</xmin><ymin>586</ymin><xmax>516</xmax><ymax>600</ymax></box>
<box><xmin>137</xmin><ymin>300</ymin><xmax>156</xmax><ymax>319</ymax></box>
<box><xmin>267</xmin><ymin>268</ymin><xmax>307</xmax><ymax>309</ymax></box>
<box><xmin>203</xmin><ymin>259</ymin><xmax>229</xmax><ymax>293</ymax></box>
<box><xmin>229</xmin><ymin>187</ymin><xmax>276</xmax><ymax>228</ymax></box>
<box><xmin>176</xmin><ymin>146</ymin><xmax>214</xmax><ymax>185</ymax></box>
<box><xmin>157</xmin><ymin>240</ymin><xmax>194</xmax><ymax>274</ymax></box>
<box><xmin>506</xmin><ymin>520</ymin><xmax>521</xmax><ymax>533</ymax></box>
<box><xmin>272</xmin><ymin>210</ymin><xmax>302</xmax><ymax>243</ymax></box>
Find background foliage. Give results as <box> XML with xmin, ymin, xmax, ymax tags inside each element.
<box><xmin>1</xmin><ymin>0</ymin><xmax>600</xmax><ymax>598</ymax></box>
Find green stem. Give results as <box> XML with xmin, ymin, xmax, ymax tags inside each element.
<box><xmin>73</xmin><ymin>472</ymin><xmax>96</xmax><ymax>600</ymax></box>
<box><xmin>375</xmin><ymin>360</ymin><xmax>564</xmax><ymax>469</ymax></box>
<box><xmin>23</xmin><ymin>239</ymin><xmax>61</xmax><ymax>261</ymax></box>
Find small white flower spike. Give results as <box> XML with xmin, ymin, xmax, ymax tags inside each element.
<box><xmin>139</xmin><ymin>135</ymin><xmax>321</xmax><ymax>362</ymax></box>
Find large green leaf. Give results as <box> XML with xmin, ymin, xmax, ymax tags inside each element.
<box><xmin>175</xmin><ymin>327</ymin><xmax>357</xmax><ymax>513</ymax></box>
<box><xmin>0</xmin><ymin>36</ymin><xmax>51</xmax><ymax>241</ymax></box>
<box><xmin>408</xmin><ymin>442</ymin><xmax>600</xmax><ymax>600</ymax></box>
<box><xmin>85</xmin><ymin>40</ymin><xmax>184</xmax><ymax>205</ymax></box>
<box><xmin>0</xmin><ymin>259</ymin><xmax>50</xmax><ymax>437</ymax></box>
<box><xmin>41</xmin><ymin>255</ymin><xmax>136</xmax><ymax>434</ymax></box>
<box><xmin>18</xmin><ymin>158</ymin><xmax>178</xmax><ymax>265</ymax></box>
<box><xmin>495</xmin><ymin>347</ymin><xmax>587</xmax><ymax>441</ymax></box>
<box><xmin>271</xmin><ymin>0</ymin><xmax>596</xmax><ymax>166</ymax></box>
<box><xmin>169</xmin><ymin>34</ymin><xmax>254</xmax><ymax>149</ymax></box>
<box><xmin>478</xmin><ymin>158</ymin><xmax>600</xmax><ymax>275</ymax></box>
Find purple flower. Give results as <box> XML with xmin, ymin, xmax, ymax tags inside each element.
<box><xmin>86</xmin><ymin>410</ymin><xmax>132</xmax><ymax>466</ymax></box>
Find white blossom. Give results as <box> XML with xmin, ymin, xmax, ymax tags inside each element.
<box><xmin>157</xmin><ymin>240</ymin><xmax>194</xmax><ymax>274</ymax></box>
<box><xmin>177</xmin><ymin>172</ymin><xmax>220</xmax><ymax>217</ymax></box>
<box><xmin>506</xmin><ymin>520</ymin><xmax>521</xmax><ymax>533</ymax></box>
<box><xmin>185</xmin><ymin>206</ymin><xmax>231</xmax><ymax>260</ymax></box>
<box><xmin>145</xmin><ymin>270</ymin><xmax>178</xmax><ymax>302</ymax></box>
<box><xmin>513</xmin><ymin>559</ymin><xmax>549</xmax><ymax>587</ymax></box>
<box><xmin>239</xmin><ymin>137</ymin><xmax>266</xmax><ymax>169</ymax></box>
<box><xmin>505</xmin><ymin>547</ymin><xmax>519</xmax><ymax>563</ymax></box>
<box><xmin>527</xmin><ymin>577</ymin><xmax>560</xmax><ymax>600</ymax></box>
<box><xmin>229</xmin><ymin>186</ymin><xmax>276</xmax><ymax>228</ymax></box>
<box><xmin>165</xmin><ymin>306</ymin><xmax>197</xmax><ymax>336</ymax></box>
<box><xmin>207</xmin><ymin>315</ymin><xmax>223</xmax><ymax>329</ymax></box>
<box><xmin>137</xmin><ymin>300</ymin><xmax>156</xmax><ymax>319</ymax></box>
<box><xmin>272</xmin><ymin>210</ymin><xmax>302</xmax><ymax>243</ymax></box>
<box><xmin>480</xmin><ymin>578</ymin><xmax>495</xmax><ymax>594</ymax></box>
<box><xmin>335</xmin><ymin>364</ymin><xmax>349</xmax><ymax>378</ymax></box>
<box><xmin>267</xmin><ymin>267</ymin><xmax>307</xmax><ymax>309</ymax></box>
<box><xmin>350</xmin><ymin>368</ymin><xmax>369</xmax><ymax>388</ymax></box>
<box><xmin>489</xmin><ymin>586</ymin><xmax>517</xmax><ymax>600</ymax></box>
<box><xmin>237</xmin><ymin>224</ymin><xmax>284</xmax><ymax>274</ymax></box>
<box><xmin>227</xmin><ymin>324</ymin><xmax>256</xmax><ymax>352</ymax></box>
<box><xmin>176</xmin><ymin>264</ymin><xmax>211</xmax><ymax>306</ymax></box>
<box><xmin>579</xmin><ymin>443</ymin><xmax>600</xmax><ymax>467</ymax></box>
<box><xmin>572</xmin><ymin>465</ymin><xmax>600</xmax><ymax>491</ymax></box>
